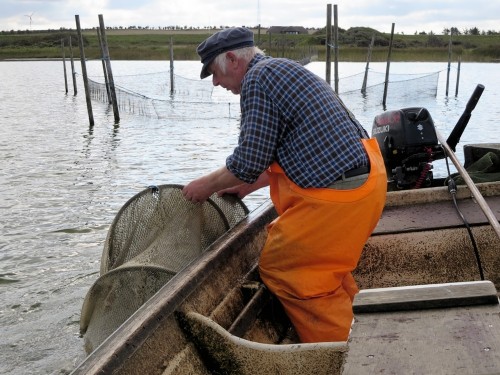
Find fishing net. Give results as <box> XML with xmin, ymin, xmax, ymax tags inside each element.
<box><xmin>85</xmin><ymin>66</ymin><xmax>440</xmax><ymax>120</ymax></box>
<box><xmin>339</xmin><ymin>70</ymin><xmax>440</xmax><ymax>110</ymax></box>
<box><xmin>87</xmin><ymin>70</ymin><xmax>240</xmax><ymax>120</ymax></box>
<box><xmin>338</xmin><ymin>70</ymin><xmax>439</xmax><ymax>96</ymax></box>
<box><xmin>80</xmin><ymin>184</ymin><xmax>249</xmax><ymax>353</ymax></box>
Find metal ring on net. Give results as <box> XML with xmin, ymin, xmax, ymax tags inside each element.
<box><xmin>80</xmin><ymin>184</ymin><xmax>249</xmax><ymax>353</ymax></box>
<box><xmin>101</xmin><ymin>184</ymin><xmax>248</xmax><ymax>273</ymax></box>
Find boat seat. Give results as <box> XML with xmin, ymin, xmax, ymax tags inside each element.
<box><xmin>177</xmin><ymin>311</ymin><xmax>347</xmax><ymax>375</ymax></box>
<box><xmin>344</xmin><ymin>281</ymin><xmax>500</xmax><ymax>374</ymax></box>
<box><xmin>353</xmin><ymin>280</ymin><xmax>499</xmax><ymax>313</ymax></box>
<box><xmin>375</xmin><ymin>185</ymin><xmax>500</xmax><ymax>235</ymax></box>
<box><xmin>227</xmin><ymin>282</ymin><xmax>273</xmax><ymax>337</ymax></box>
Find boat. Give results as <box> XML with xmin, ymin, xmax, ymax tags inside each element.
<box><xmin>71</xmin><ymin>85</ymin><xmax>500</xmax><ymax>374</ymax></box>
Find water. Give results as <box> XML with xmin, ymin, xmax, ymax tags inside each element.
<box><xmin>0</xmin><ymin>59</ymin><xmax>499</xmax><ymax>374</ymax></box>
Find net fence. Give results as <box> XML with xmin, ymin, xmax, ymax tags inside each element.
<box><xmin>339</xmin><ymin>70</ymin><xmax>440</xmax><ymax>111</ymax></box>
<box><xmin>84</xmin><ymin>64</ymin><xmax>440</xmax><ymax>120</ymax></box>
<box><xmin>339</xmin><ymin>70</ymin><xmax>439</xmax><ymax>97</ymax></box>
<box><xmin>87</xmin><ymin>70</ymin><xmax>239</xmax><ymax>120</ymax></box>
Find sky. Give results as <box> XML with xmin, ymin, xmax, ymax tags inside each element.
<box><xmin>1</xmin><ymin>0</ymin><xmax>499</xmax><ymax>35</ymax></box>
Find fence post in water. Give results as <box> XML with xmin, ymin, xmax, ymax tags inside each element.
<box><xmin>361</xmin><ymin>34</ymin><xmax>374</xmax><ymax>94</ymax></box>
<box><xmin>325</xmin><ymin>4</ymin><xmax>332</xmax><ymax>85</ymax></box>
<box><xmin>333</xmin><ymin>4</ymin><xmax>339</xmax><ymax>94</ymax></box>
<box><xmin>455</xmin><ymin>56</ymin><xmax>461</xmax><ymax>97</ymax></box>
<box><xmin>75</xmin><ymin>15</ymin><xmax>94</xmax><ymax>126</ymax></box>
<box><xmin>169</xmin><ymin>36</ymin><xmax>174</xmax><ymax>94</ymax></box>
<box><xmin>382</xmin><ymin>23</ymin><xmax>395</xmax><ymax>108</ymax></box>
<box><xmin>446</xmin><ymin>34</ymin><xmax>452</xmax><ymax>97</ymax></box>
<box><xmin>98</xmin><ymin>14</ymin><xmax>120</xmax><ymax>123</ymax></box>
<box><xmin>69</xmin><ymin>35</ymin><xmax>78</xmax><ymax>96</ymax></box>
<box><xmin>97</xmin><ymin>28</ymin><xmax>112</xmax><ymax>104</ymax></box>
<box><xmin>61</xmin><ymin>39</ymin><xmax>68</xmax><ymax>94</ymax></box>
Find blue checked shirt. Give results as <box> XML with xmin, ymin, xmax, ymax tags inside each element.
<box><xmin>226</xmin><ymin>54</ymin><xmax>369</xmax><ymax>188</ymax></box>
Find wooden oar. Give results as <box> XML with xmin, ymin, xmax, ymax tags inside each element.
<box><xmin>436</xmin><ymin>130</ymin><xmax>500</xmax><ymax>241</ymax></box>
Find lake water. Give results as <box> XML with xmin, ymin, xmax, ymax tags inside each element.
<box><xmin>1</xmin><ymin>59</ymin><xmax>499</xmax><ymax>375</ymax></box>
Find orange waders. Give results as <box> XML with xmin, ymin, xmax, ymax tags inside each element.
<box><xmin>259</xmin><ymin>138</ymin><xmax>387</xmax><ymax>342</ymax></box>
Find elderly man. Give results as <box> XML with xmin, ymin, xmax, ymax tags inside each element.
<box><xmin>182</xmin><ymin>27</ymin><xmax>386</xmax><ymax>342</ymax></box>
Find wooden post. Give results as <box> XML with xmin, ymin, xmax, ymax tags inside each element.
<box><xmin>382</xmin><ymin>23</ymin><xmax>395</xmax><ymax>108</ymax></box>
<box><xmin>98</xmin><ymin>14</ymin><xmax>120</xmax><ymax>123</ymax></box>
<box><xmin>69</xmin><ymin>35</ymin><xmax>77</xmax><ymax>96</ymax></box>
<box><xmin>325</xmin><ymin>4</ymin><xmax>332</xmax><ymax>85</ymax></box>
<box><xmin>97</xmin><ymin>28</ymin><xmax>112</xmax><ymax>103</ymax></box>
<box><xmin>333</xmin><ymin>4</ymin><xmax>339</xmax><ymax>94</ymax></box>
<box><xmin>268</xmin><ymin>31</ymin><xmax>271</xmax><ymax>54</ymax></box>
<box><xmin>169</xmin><ymin>36</ymin><xmax>174</xmax><ymax>94</ymax></box>
<box><xmin>446</xmin><ymin>33</ymin><xmax>452</xmax><ymax>96</ymax></box>
<box><xmin>281</xmin><ymin>33</ymin><xmax>285</xmax><ymax>58</ymax></box>
<box><xmin>361</xmin><ymin>34</ymin><xmax>375</xmax><ymax>94</ymax></box>
<box><xmin>61</xmin><ymin>39</ymin><xmax>68</xmax><ymax>94</ymax></box>
<box><xmin>75</xmin><ymin>15</ymin><xmax>94</xmax><ymax>126</ymax></box>
<box><xmin>455</xmin><ymin>56</ymin><xmax>461</xmax><ymax>97</ymax></box>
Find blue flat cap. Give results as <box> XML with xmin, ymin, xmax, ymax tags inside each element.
<box><xmin>197</xmin><ymin>27</ymin><xmax>254</xmax><ymax>79</ymax></box>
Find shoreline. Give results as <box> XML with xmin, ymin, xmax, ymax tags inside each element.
<box><xmin>1</xmin><ymin>57</ymin><xmax>498</xmax><ymax>63</ymax></box>
<box><xmin>2</xmin><ymin>29</ymin><xmax>499</xmax><ymax>63</ymax></box>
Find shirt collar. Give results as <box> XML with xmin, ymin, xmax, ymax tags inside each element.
<box><xmin>246</xmin><ymin>54</ymin><xmax>270</xmax><ymax>73</ymax></box>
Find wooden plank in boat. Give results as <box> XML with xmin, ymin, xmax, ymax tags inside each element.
<box><xmin>374</xmin><ymin>195</ymin><xmax>500</xmax><ymax>235</ymax></box>
<box><xmin>344</xmin><ymin>281</ymin><xmax>500</xmax><ymax>374</ymax></box>
<box><xmin>353</xmin><ymin>281</ymin><xmax>499</xmax><ymax>314</ymax></box>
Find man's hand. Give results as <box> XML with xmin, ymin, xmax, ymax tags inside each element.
<box><xmin>217</xmin><ymin>172</ymin><xmax>270</xmax><ymax>199</ymax></box>
<box><xmin>217</xmin><ymin>184</ymin><xmax>252</xmax><ymax>199</ymax></box>
<box><xmin>182</xmin><ymin>166</ymin><xmax>245</xmax><ymax>204</ymax></box>
<box><xmin>182</xmin><ymin>176</ymin><xmax>213</xmax><ymax>203</ymax></box>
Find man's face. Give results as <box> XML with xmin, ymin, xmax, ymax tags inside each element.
<box><xmin>209</xmin><ymin>53</ymin><xmax>244</xmax><ymax>95</ymax></box>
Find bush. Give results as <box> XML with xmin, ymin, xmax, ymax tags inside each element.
<box><xmin>340</xmin><ymin>27</ymin><xmax>388</xmax><ymax>47</ymax></box>
<box><xmin>0</xmin><ymin>32</ymin><xmax>87</xmax><ymax>48</ymax></box>
<box><xmin>472</xmin><ymin>44</ymin><xmax>500</xmax><ymax>58</ymax></box>
<box><xmin>427</xmin><ymin>34</ymin><xmax>444</xmax><ymax>47</ymax></box>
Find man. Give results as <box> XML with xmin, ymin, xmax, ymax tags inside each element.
<box><xmin>182</xmin><ymin>27</ymin><xmax>387</xmax><ymax>342</ymax></box>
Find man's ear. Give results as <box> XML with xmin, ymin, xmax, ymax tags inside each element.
<box><xmin>225</xmin><ymin>51</ymin><xmax>238</xmax><ymax>68</ymax></box>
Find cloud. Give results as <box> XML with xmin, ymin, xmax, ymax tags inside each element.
<box><xmin>1</xmin><ymin>0</ymin><xmax>499</xmax><ymax>33</ymax></box>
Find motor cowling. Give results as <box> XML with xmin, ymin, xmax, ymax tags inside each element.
<box><xmin>371</xmin><ymin>107</ymin><xmax>445</xmax><ymax>189</ymax></box>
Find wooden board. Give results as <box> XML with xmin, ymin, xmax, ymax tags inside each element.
<box><xmin>353</xmin><ymin>281</ymin><xmax>499</xmax><ymax>313</ymax></box>
<box><xmin>344</xmin><ymin>282</ymin><xmax>500</xmax><ymax>374</ymax></box>
<box><xmin>374</xmin><ymin>196</ymin><xmax>500</xmax><ymax>235</ymax></box>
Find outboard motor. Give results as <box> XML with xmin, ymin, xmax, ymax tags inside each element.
<box><xmin>371</xmin><ymin>84</ymin><xmax>485</xmax><ymax>190</ymax></box>
<box><xmin>372</xmin><ymin>107</ymin><xmax>445</xmax><ymax>189</ymax></box>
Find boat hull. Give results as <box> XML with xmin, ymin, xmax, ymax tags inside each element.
<box><xmin>71</xmin><ymin>182</ymin><xmax>500</xmax><ymax>375</ymax></box>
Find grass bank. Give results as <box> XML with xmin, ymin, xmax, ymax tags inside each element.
<box><xmin>1</xmin><ymin>28</ymin><xmax>499</xmax><ymax>62</ymax></box>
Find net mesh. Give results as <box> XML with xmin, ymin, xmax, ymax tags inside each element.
<box><xmin>337</xmin><ymin>70</ymin><xmax>439</xmax><ymax>96</ymax></box>
<box><xmin>84</xmin><ymin>65</ymin><xmax>440</xmax><ymax>120</ymax></box>
<box><xmin>87</xmin><ymin>70</ymin><xmax>241</xmax><ymax>120</ymax></box>
<box><xmin>339</xmin><ymin>70</ymin><xmax>440</xmax><ymax>111</ymax></box>
<box><xmin>80</xmin><ymin>185</ymin><xmax>248</xmax><ymax>353</ymax></box>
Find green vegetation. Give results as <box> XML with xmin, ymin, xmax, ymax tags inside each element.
<box><xmin>1</xmin><ymin>27</ymin><xmax>499</xmax><ymax>62</ymax></box>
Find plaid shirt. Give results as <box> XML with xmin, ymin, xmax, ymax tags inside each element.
<box><xmin>226</xmin><ymin>54</ymin><xmax>369</xmax><ymax>188</ymax></box>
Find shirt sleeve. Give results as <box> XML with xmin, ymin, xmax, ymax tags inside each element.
<box><xmin>226</xmin><ymin>78</ymin><xmax>281</xmax><ymax>184</ymax></box>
